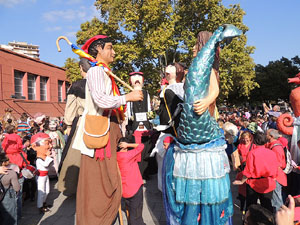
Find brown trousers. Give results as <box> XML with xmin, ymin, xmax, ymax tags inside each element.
<box><xmin>76</xmin><ymin>117</ymin><xmax>122</xmax><ymax>225</ymax></box>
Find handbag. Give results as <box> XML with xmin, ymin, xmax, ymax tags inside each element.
<box><xmin>20</xmin><ymin>152</ymin><xmax>37</xmax><ymax>179</ymax></box>
<box><xmin>83</xmin><ymin>112</ymin><xmax>110</xmax><ymax>149</ymax></box>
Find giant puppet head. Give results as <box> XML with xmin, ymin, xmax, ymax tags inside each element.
<box><xmin>31</xmin><ymin>133</ymin><xmax>52</xmax><ymax>160</ymax></box>
<box><xmin>165</xmin><ymin>63</ymin><xmax>185</xmax><ymax>84</ymax></box>
<box><xmin>165</xmin><ymin>65</ymin><xmax>176</xmax><ymax>84</ymax></box>
<box><xmin>129</xmin><ymin>72</ymin><xmax>144</xmax><ymax>90</ymax></box>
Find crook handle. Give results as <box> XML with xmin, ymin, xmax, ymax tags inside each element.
<box><xmin>56</xmin><ymin>36</ymin><xmax>72</xmax><ymax>52</ymax></box>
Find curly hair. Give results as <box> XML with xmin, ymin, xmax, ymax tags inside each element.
<box><xmin>88</xmin><ymin>37</ymin><xmax>113</xmax><ymax>58</ymax></box>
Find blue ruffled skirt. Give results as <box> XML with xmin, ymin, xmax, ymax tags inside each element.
<box><xmin>162</xmin><ymin>138</ymin><xmax>233</xmax><ymax>225</ymax></box>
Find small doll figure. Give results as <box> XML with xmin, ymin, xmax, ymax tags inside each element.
<box><xmin>45</xmin><ymin>119</ymin><xmax>65</xmax><ymax>175</ymax></box>
<box><xmin>31</xmin><ymin>133</ymin><xmax>54</xmax><ymax>213</ymax></box>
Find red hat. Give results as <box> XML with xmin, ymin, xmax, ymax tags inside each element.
<box><xmin>129</xmin><ymin>72</ymin><xmax>144</xmax><ymax>77</ymax></box>
<box><xmin>163</xmin><ymin>136</ymin><xmax>174</xmax><ymax>144</ymax></box>
<box><xmin>31</xmin><ymin>133</ymin><xmax>50</xmax><ymax>145</ymax></box>
<box><xmin>81</xmin><ymin>35</ymin><xmax>108</xmax><ymax>53</ymax></box>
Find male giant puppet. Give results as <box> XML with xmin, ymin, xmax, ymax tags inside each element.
<box><xmin>72</xmin><ymin>35</ymin><xmax>143</xmax><ymax>225</ymax></box>
<box><xmin>126</xmin><ymin>71</ymin><xmax>151</xmax><ymax>132</ymax></box>
<box><xmin>162</xmin><ymin>25</ymin><xmax>242</xmax><ymax>225</ymax></box>
<box><xmin>126</xmin><ymin>72</ymin><xmax>154</xmax><ymax>177</ymax></box>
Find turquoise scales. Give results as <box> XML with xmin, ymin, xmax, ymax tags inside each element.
<box><xmin>178</xmin><ymin>25</ymin><xmax>242</xmax><ymax>144</ymax></box>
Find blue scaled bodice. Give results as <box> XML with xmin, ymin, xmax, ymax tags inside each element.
<box><xmin>177</xmin><ymin>25</ymin><xmax>242</xmax><ymax>144</ymax></box>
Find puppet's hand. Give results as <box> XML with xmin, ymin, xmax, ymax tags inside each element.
<box><xmin>193</xmin><ymin>98</ymin><xmax>210</xmax><ymax>115</ymax></box>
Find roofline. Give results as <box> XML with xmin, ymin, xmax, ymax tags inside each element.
<box><xmin>0</xmin><ymin>47</ymin><xmax>66</xmax><ymax>71</ymax></box>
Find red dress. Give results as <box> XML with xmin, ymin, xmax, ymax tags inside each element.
<box><xmin>117</xmin><ymin>144</ymin><xmax>144</xmax><ymax>198</ymax></box>
<box><xmin>265</xmin><ymin>140</ymin><xmax>287</xmax><ymax>186</ymax></box>
<box><xmin>243</xmin><ymin>145</ymin><xmax>278</xmax><ymax>193</ymax></box>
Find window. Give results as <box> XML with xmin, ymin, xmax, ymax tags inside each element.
<box><xmin>65</xmin><ymin>81</ymin><xmax>70</xmax><ymax>97</ymax></box>
<box><xmin>58</xmin><ymin>80</ymin><xmax>63</xmax><ymax>102</ymax></box>
<box><xmin>27</xmin><ymin>74</ymin><xmax>36</xmax><ymax>100</ymax></box>
<box><xmin>14</xmin><ymin>70</ymin><xmax>24</xmax><ymax>99</ymax></box>
<box><xmin>40</xmin><ymin>77</ymin><xmax>48</xmax><ymax>101</ymax></box>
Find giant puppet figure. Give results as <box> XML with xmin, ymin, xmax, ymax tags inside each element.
<box><xmin>127</xmin><ymin>71</ymin><xmax>151</xmax><ymax>132</ymax></box>
<box><xmin>151</xmin><ymin>63</ymin><xmax>185</xmax><ymax>192</ymax></box>
<box><xmin>57</xmin><ymin>35</ymin><xmax>143</xmax><ymax>225</ymax></box>
<box><xmin>31</xmin><ymin>133</ymin><xmax>54</xmax><ymax>213</ymax></box>
<box><xmin>126</xmin><ymin>71</ymin><xmax>153</xmax><ymax>178</ymax></box>
<box><xmin>162</xmin><ymin>25</ymin><xmax>242</xmax><ymax>225</ymax></box>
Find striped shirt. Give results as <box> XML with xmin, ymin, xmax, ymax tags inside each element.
<box><xmin>86</xmin><ymin>66</ymin><xmax>126</xmax><ymax>109</ymax></box>
<box><xmin>17</xmin><ymin>122</ymin><xmax>31</xmax><ymax>134</ymax></box>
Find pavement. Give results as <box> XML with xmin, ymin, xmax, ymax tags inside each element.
<box><xmin>20</xmin><ymin>171</ymin><xmax>242</xmax><ymax>225</ymax></box>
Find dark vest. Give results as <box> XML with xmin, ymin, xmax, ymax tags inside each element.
<box><xmin>158</xmin><ymin>88</ymin><xmax>183</xmax><ymax>136</ymax></box>
<box><xmin>127</xmin><ymin>90</ymin><xmax>151</xmax><ymax>131</ymax></box>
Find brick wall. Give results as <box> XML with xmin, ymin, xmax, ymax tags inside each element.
<box><xmin>0</xmin><ymin>48</ymin><xmax>68</xmax><ymax>118</ymax></box>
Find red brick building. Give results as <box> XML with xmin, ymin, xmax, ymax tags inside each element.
<box><xmin>0</xmin><ymin>47</ymin><xmax>69</xmax><ymax>119</ymax></box>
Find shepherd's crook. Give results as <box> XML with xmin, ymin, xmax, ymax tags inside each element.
<box><xmin>56</xmin><ymin>36</ymin><xmax>72</xmax><ymax>52</ymax></box>
<box><xmin>56</xmin><ymin>36</ymin><xmax>133</xmax><ymax>91</ymax></box>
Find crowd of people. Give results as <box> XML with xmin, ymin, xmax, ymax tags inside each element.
<box><xmin>0</xmin><ymin>110</ymin><xmax>67</xmax><ymax>224</ymax></box>
<box><xmin>0</xmin><ymin>28</ymin><xmax>299</xmax><ymax>225</ymax></box>
<box><xmin>0</xmin><ymin>104</ymin><xmax>298</xmax><ymax>225</ymax></box>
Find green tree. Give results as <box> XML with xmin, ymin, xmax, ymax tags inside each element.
<box><xmin>250</xmin><ymin>57</ymin><xmax>299</xmax><ymax>103</ymax></box>
<box><xmin>64</xmin><ymin>58</ymin><xmax>81</xmax><ymax>83</ymax></box>
<box><xmin>67</xmin><ymin>0</ymin><xmax>257</xmax><ymax>99</ymax></box>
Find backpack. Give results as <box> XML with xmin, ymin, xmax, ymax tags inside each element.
<box><xmin>271</xmin><ymin>143</ymin><xmax>294</xmax><ymax>174</ymax></box>
<box><xmin>0</xmin><ymin>175</ymin><xmax>7</xmax><ymax>202</ymax></box>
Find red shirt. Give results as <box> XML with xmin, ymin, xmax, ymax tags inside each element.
<box><xmin>238</xmin><ymin>142</ymin><xmax>256</xmax><ymax>164</ymax></box>
<box><xmin>243</xmin><ymin>146</ymin><xmax>278</xmax><ymax>193</ymax></box>
<box><xmin>265</xmin><ymin>140</ymin><xmax>287</xmax><ymax>186</ymax></box>
<box><xmin>117</xmin><ymin>144</ymin><xmax>144</xmax><ymax>198</ymax></box>
<box><xmin>2</xmin><ymin>133</ymin><xmax>28</xmax><ymax>169</ymax></box>
<box><xmin>278</xmin><ymin>137</ymin><xmax>289</xmax><ymax>149</ymax></box>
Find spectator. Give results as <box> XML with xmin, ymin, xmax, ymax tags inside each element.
<box><xmin>266</xmin><ymin>129</ymin><xmax>287</xmax><ymax>212</ymax></box>
<box><xmin>117</xmin><ymin>137</ymin><xmax>146</xmax><ymax>225</ymax></box>
<box><xmin>2</xmin><ymin>125</ymin><xmax>29</xmax><ymax>220</ymax></box>
<box><xmin>236</xmin><ymin>131</ymin><xmax>256</xmax><ymax>214</ymax></box>
<box><xmin>0</xmin><ymin>153</ymin><xmax>21</xmax><ymax>225</ymax></box>
<box><xmin>238</xmin><ymin>131</ymin><xmax>256</xmax><ymax>167</ymax></box>
<box><xmin>17</xmin><ymin>114</ymin><xmax>30</xmax><ymax>135</ymax></box>
<box><xmin>244</xmin><ymin>204</ymin><xmax>275</xmax><ymax>225</ymax></box>
<box><xmin>233</xmin><ymin>131</ymin><xmax>279</xmax><ymax>213</ymax></box>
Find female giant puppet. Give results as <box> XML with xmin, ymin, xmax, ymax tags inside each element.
<box><xmin>162</xmin><ymin>25</ymin><xmax>242</xmax><ymax>225</ymax></box>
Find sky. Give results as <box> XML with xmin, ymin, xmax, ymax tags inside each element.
<box><xmin>0</xmin><ymin>0</ymin><xmax>300</xmax><ymax>68</ymax></box>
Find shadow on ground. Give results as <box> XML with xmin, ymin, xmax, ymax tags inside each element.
<box><xmin>144</xmin><ymin>174</ymin><xmax>167</xmax><ymax>225</ymax></box>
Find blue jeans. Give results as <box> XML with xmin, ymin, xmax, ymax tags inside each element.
<box><xmin>17</xmin><ymin>177</ymin><xmax>24</xmax><ymax>219</ymax></box>
<box><xmin>272</xmin><ymin>181</ymin><xmax>283</xmax><ymax>212</ymax></box>
<box><xmin>0</xmin><ymin>187</ymin><xmax>18</xmax><ymax>225</ymax></box>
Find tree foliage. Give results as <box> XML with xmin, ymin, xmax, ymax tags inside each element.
<box><xmin>64</xmin><ymin>57</ymin><xmax>81</xmax><ymax>83</ymax></box>
<box><xmin>66</xmin><ymin>0</ymin><xmax>257</xmax><ymax>99</ymax></box>
<box><xmin>250</xmin><ymin>57</ymin><xmax>300</xmax><ymax>103</ymax></box>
